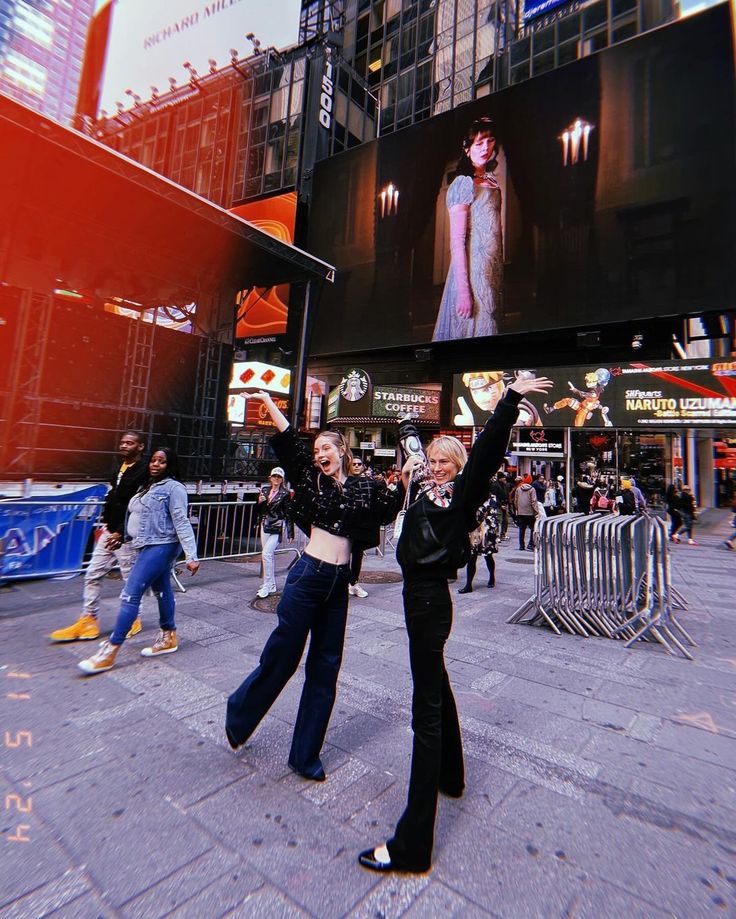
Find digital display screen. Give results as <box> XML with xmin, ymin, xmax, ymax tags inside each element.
<box><xmin>307</xmin><ymin>7</ymin><xmax>734</xmax><ymax>354</ymax></box>
<box><xmin>452</xmin><ymin>359</ymin><xmax>736</xmax><ymax>429</ymax></box>
<box><xmin>232</xmin><ymin>192</ymin><xmax>297</xmax><ymax>342</ymax></box>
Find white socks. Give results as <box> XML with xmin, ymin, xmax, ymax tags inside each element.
<box><xmin>374</xmin><ymin>844</ymin><xmax>391</xmax><ymax>864</ymax></box>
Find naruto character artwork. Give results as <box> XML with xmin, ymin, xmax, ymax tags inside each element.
<box><xmin>454</xmin><ymin>371</ymin><xmax>542</xmax><ymax>427</ymax></box>
<box><xmin>543</xmin><ymin>368</ymin><xmax>613</xmax><ymax>427</ymax></box>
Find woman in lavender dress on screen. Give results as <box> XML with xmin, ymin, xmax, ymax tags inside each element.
<box><xmin>433</xmin><ymin>117</ymin><xmax>503</xmax><ymax>342</ymax></box>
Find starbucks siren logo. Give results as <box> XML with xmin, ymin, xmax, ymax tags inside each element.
<box><xmin>339</xmin><ymin>369</ymin><xmax>369</xmax><ymax>402</ymax></box>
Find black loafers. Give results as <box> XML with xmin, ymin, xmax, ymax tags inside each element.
<box><xmin>288</xmin><ymin>762</ymin><xmax>326</xmax><ymax>782</ymax></box>
<box><xmin>225</xmin><ymin>726</ymin><xmax>241</xmax><ymax>751</ymax></box>
<box><xmin>358</xmin><ymin>848</ymin><xmax>395</xmax><ymax>872</ymax></box>
<box><xmin>358</xmin><ymin>848</ymin><xmax>430</xmax><ymax>873</ymax></box>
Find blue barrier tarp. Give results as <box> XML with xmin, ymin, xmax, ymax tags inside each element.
<box><xmin>0</xmin><ymin>485</ymin><xmax>108</xmax><ymax>581</ymax></box>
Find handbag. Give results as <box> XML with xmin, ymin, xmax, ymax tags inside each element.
<box><xmin>392</xmin><ymin>482</ymin><xmax>412</xmax><ymax>541</ymax></box>
<box><xmin>396</xmin><ymin>497</ymin><xmax>466</xmax><ymax>570</ymax></box>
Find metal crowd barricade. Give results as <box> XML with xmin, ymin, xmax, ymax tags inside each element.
<box><xmin>508</xmin><ymin>512</ymin><xmax>695</xmax><ymax>659</ymax></box>
<box><xmin>0</xmin><ymin>495</ymin><xmax>304</xmax><ymax>588</ymax></box>
<box><xmin>171</xmin><ymin>498</ymin><xmax>304</xmax><ymax>593</ymax></box>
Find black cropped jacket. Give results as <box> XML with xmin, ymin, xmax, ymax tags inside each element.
<box><xmin>269</xmin><ymin>427</ymin><xmax>399</xmax><ymax>550</ymax></box>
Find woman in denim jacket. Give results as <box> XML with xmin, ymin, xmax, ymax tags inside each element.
<box><xmin>79</xmin><ymin>447</ymin><xmax>199</xmax><ymax>674</ymax></box>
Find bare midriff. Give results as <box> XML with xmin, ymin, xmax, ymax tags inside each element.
<box><xmin>306</xmin><ymin>527</ymin><xmax>352</xmax><ymax>565</ymax></box>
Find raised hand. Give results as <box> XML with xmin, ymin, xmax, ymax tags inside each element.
<box><xmin>239</xmin><ymin>389</ymin><xmax>289</xmax><ymax>431</ymax></box>
<box><xmin>508</xmin><ymin>375</ymin><xmax>554</xmax><ymax>397</ymax></box>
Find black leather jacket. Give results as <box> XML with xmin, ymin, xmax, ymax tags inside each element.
<box><xmin>258</xmin><ymin>483</ymin><xmax>293</xmax><ymax>536</ymax></box>
<box><xmin>101</xmin><ymin>459</ymin><xmax>148</xmax><ymax>535</ymax></box>
<box><xmin>269</xmin><ymin>427</ymin><xmax>399</xmax><ymax>549</ymax></box>
<box><xmin>396</xmin><ymin>389</ymin><xmax>522</xmax><ymax>578</ymax></box>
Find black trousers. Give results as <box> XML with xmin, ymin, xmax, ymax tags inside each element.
<box><xmin>668</xmin><ymin>509</ymin><xmax>683</xmax><ymax>537</ymax></box>
<box><xmin>349</xmin><ymin>548</ymin><xmax>364</xmax><ymax>586</ymax></box>
<box><xmin>517</xmin><ymin>514</ymin><xmax>535</xmax><ymax>549</ymax></box>
<box><xmin>387</xmin><ymin>577</ymin><xmax>464</xmax><ymax>871</ymax></box>
<box><xmin>464</xmin><ymin>553</ymin><xmax>495</xmax><ymax>588</ymax></box>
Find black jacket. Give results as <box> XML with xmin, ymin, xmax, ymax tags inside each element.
<box><xmin>396</xmin><ymin>389</ymin><xmax>521</xmax><ymax>578</ymax></box>
<box><xmin>258</xmin><ymin>483</ymin><xmax>293</xmax><ymax>536</ymax></box>
<box><xmin>269</xmin><ymin>427</ymin><xmax>399</xmax><ymax>549</ymax></box>
<box><xmin>101</xmin><ymin>459</ymin><xmax>148</xmax><ymax>534</ymax></box>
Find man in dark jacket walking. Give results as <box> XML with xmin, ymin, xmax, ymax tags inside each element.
<box><xmin>50</xmin><ymin>431</ymin><xmax>149</xmax><ymax>642</ymax></box>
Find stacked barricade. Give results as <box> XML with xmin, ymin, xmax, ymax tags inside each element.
<box><xmin>508</xmin><ymin>513</ymin><xmax>695</xmax><ymax>660</ymax></box>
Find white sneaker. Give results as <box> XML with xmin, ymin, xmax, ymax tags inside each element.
<box><xmin>256</xmin><ymin>586</ymin><xmax>276</xmax><ymax>599</ymax></box>
<box><xmin>349</xmin><ymin>584</ymin><xmax>368</xmax><ymax>598</ymax></box>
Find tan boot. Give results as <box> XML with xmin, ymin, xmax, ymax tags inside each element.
<box><xmin>50</xmin><ymin>614</ymin><xmax>100</xmax><ymax>643</ymax></box>
<box><xmin>140</xmin><ymin>629</ymin><xmax>178</xmax><ymax>657</ymax></box>
<box><xmin>126</xmin><ymin>618</ymin><xmax>143</xmax><ymax>638</ymax></box>
<box><xmin>78</xmin><ymin>639</ymin><xmax>120</xmax><ymax>675</ymax></box>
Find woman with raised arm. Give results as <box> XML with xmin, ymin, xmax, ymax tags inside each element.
<box><xmin>358</xmin><ymin>375</ymin><xmax>552</xmax><ymax>874</ymax></box>
<box><xmin>225</xmin><ymin>392</ymin><xmax>398</xmax><ymax>781</ymax></box>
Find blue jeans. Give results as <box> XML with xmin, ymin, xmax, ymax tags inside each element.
<box><xmin>110</xmin><ymin>542</ymin><xmax>180</xmax><ymax>645</ymax></box>
<box><xmin>226</xmin><ymin>553</ymin><xmax>350</xmax><ymax>778</ymax></box>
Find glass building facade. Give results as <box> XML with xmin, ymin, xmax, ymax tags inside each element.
<box><xmin>303</xmin><ymin>0</ymin><xmax>701</xmax><ymax>136</ymax></box>
<box><xmin>0</xmin><ymin>0</ymin><xmax>94</xmax><ymax>125</ymax></box>
<box><xmin>93</xmin><ymin>45</ymin><xmax>377</xmax><ymax>207</ymax></box>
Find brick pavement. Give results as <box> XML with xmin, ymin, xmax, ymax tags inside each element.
<box><xmin>1</xmin><ymin>511</ymin><xmax>735</xmax><ymax>918</ymax></box>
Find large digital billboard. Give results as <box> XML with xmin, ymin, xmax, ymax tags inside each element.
<box><xmin>307</xmin><ymin>6</ymin><xmax>735</xmax><ymax>354</ymax></box>
<box><xmin>94</xmin><ymin>0</ymin><xmax>301</xmax><ymax>117</ymax></box>
<box><xmin>231</xmin><ymin>192</ymin><xmax>297</xmax><ymax>342</ymax></box>
<box><xmin>452</xmin><ymin>359</ymin><xmax>736</xmax><ymax>429</ymax></box>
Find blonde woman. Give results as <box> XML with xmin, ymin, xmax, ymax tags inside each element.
<box><xmin>226</xmin><ymin>392</ymin><xmax>398</xmax><ymax>781</ymax></box>
<box><xmin>359</xmin><ymin>374</ymin><xmax>552</xmax><ymax>874</ymax></box>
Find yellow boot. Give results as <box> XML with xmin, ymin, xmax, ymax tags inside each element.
<box><xmin>50</xmin><ymin>614</ymin><xmax>99</xmax><ymax>643</ymax></box>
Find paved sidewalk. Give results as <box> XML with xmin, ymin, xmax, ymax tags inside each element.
<box><xmin>1</xmin><ymin>512</ymin><xmax>735</xmax><ymax>918</ymax></box>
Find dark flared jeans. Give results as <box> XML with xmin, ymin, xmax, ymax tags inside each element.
<box><xmin>226</xmin><ymin>553</ymin><xmax>350</xmax><ymax>778</ymax></box>
<box><xmin>387</xmin><ymin>577</ymin><xmax>464</xmax><ymax>871</ymax></box>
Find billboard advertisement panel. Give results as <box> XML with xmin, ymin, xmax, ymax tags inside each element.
<box><xmin>97</xmin><ymin>0</ymin><xmax>301</xmax><ymax>116</ymax></box>
<box><xmin>307</xmin><ymin>6</ymin><xmax>735</xmax><ymax>354</ymax></box>
<box><xmin>452</xmin><ymin>359</ymin><xmax>736</xmax><ymax>429</ymax></box>
<box><xmin>229</xmin><ymin>360</ymin><xmax>291</xmax><ymax>394</ymax></box>
<box><xmin>231</xmin><ymin>192</ymin><xmax>297</xmax><ymax>342</ymax></box>
<box><xmin>325</xmin><ymin>369</ymin><xmax>442</xmax><ymax>423</ymax></box>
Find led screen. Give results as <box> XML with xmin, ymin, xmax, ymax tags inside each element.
<box><xmin>231</xmin><ymin>192</ymin><xmax>297</xmax><ymax>341</ymax></box>
<box><xmin>451</xmin><ymin>358</ymin><xmax>736</xmax><ymax>429</ymax></box>
<box><xmin>97</xmin><ymin>0</ymin><xmax>301</xmax><ymax>116</ymax></box>
<box><xmin>307</xmin><ymin>6</ymin><xmax>735</xmax><ymax>354</ymax></box>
